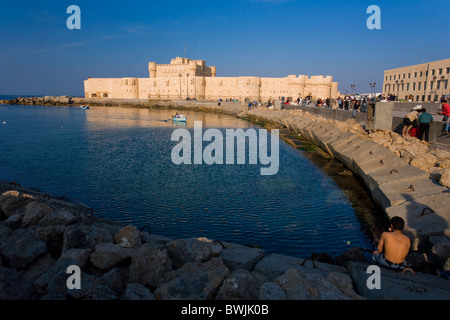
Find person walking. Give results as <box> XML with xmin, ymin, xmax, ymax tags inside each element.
<box><xmin>418</xmin><ymin>108</ymin><xmax>433</xmax><ymax>143</ymax></box>
<box><xmin>439</xmin><ymin>99</ymin><xmax>450</xmax><ymax>134</ymax></box>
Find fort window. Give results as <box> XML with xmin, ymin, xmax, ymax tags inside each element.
<box><xmin>103</xmin><ymin>93</ymin><xmax>108</xmax><ymax>98</ymax></box>
<box><xmin>91</xmin><ymin>93</ymin><xmax>97</xmax><ymax>98</ymax></box>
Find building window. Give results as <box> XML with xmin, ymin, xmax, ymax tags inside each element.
<box><xmin>403</xmin><ymin>74</ymin><xmax>405</xmax><ymax>79</ymax></box>
<box><xmin>413</xmin><ymin>83</ymin><xmax>416</xmax><ymax>90</ymax></box>
<box><xmin>439</xmin><ymin>68</ymin><xmax>443</xmax><ymax>75</ymax></box>
<box><xmin>447</xmin><ymin>67</ymin><xmax>450</xmax><ymax>74</ymax></box>
<box><xmin>424</xmin><ymin>82</ymin><xmax>427</xmax><ymax>90</ymax></box>
<box><xmin>432</xmin><ymin>69</ymin><xmax>435</xmax><ymax>76</ymax></box>
<box><xmin>428</xmin><ymin>95</ymin><xmax>431</xmax><ymax>101</ymax></box>
<box><xmin>394</xmin><ymin>75</ymin><xmax>396</xmax><ymax>80</ymax></box>
<box><xmin>418</xmin><ymin>82</ymin><xmax>421</xmax><ymax>90</ymax></box>
<box><xmin>402</xmin><ymin>84</ymin><xmax>404</xmax><ymax>91</ymax></box>
<box><xmin>430</xmin><ymin>81</ymin><xmax>434</xmax><ymax>90</ymax></box>
<box><xmin>407</xmin><ymin>83</ymin><xmax>410</xmax><ymax>91</ymax></box>
<box><xmin>408</xmin><ymin>73</ymin><xmax>411</xmax><ymax>78</ymax></box>
<box><xmin>390</xmin><ymin>75</ymin><xmax>392</xmax><ymax>80</ymax></box>
<box><xmin>437</xmin><ymin>80</ymin><xmax>441</xmax><ymax>89</ymax></box>
<box><xmin>414</xmin><ymin>72</ymin><xmax>417</xmax><ymax>77</ymax></box>
<box><xmin>445</xmin><ymin>80</ymin><xmax>448</xmax><ymax>90</ymax></box>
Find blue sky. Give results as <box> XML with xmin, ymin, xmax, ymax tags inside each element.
<box><xmin>0</xmin><ymin>0</ymin><xmax>448</xmax><ymax>96</ymax></box>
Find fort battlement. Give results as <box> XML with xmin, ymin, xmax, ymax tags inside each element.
<box><xmin>85</xmin><ymin>57</ymin><xmax>339</xmax><ymax>101</ymax></box>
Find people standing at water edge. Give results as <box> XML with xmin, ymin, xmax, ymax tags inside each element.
<box><xmin>401</xmin><ymin>106</ymin><xmax>420</xmax><ymax>137</ymax></box>
<box><xmin>438</xmin><ymin>99</ymin><xmax>450</xmax><ymax>134</ymax></box>
<box><xmin>372</xmin><ymin>216</ymin><xmax>411</xmax><ymax>270</ymax></box>
<box><xmin>418</xmin><ymin>108</ymin><xmax>433</xmax><ymax>143</ymax></box>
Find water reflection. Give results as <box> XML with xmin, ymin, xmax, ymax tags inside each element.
<box><xmin>85</xmin><ymin>106</ymin><xmax>253</xmax><ymax>130</ymax></box>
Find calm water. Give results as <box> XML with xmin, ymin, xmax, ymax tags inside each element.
<box><xmin>0</xmin><ymin>104</ymin><xmax>379</xmax><ymax>258</ymax></box>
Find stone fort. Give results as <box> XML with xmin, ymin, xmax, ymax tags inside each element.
<box><xmin>84</xmin><ymin>56</ymin><xmax>340</xmax><ymax>101</ymax></box>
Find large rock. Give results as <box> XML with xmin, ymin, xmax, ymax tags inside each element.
<box><xmin>66</xmin><ymin>272</ymin><xmax>118</xmax><ymax>300</ymax></box>
<box><xmin>21</xmin><ymin>201</ymin><xmax>54</xmax><ymax>228</ymax></box>
<box><xmin>0</xmin><ymin>190</ymin><xmax>34</xmax><ymax>217</ymax></box>
<box><xmin>58</xmin><ymin>248</ymin><xmax>92</xmax><ymax>270</ymax></box>
<box><xmin>114</xmin><ymin>225</ymin><xmax>142</xmax><ymax>248</ymax></box>
<box><xmin>128</xmin><ymin>243</ymin><xmax>172</xmax><ymax>288</ymax></box>
<box><xmin>215</xmin><ymin>268</ymin><xmax>259</xmax><ymax>300</ymax></box>
<box><xmin>258</xmin><ymin>282</ymin><xmax>286</xmax><ymax>300</ymax></box>
<box><xmin>220</xmin><ymin>243</ymin><xmax>265</xmax><ymax>272</ymax></box>
<box><xmin>100</xmin><ymin>268</ymin><xmax>124</xmax><ymax>297</ymax></box>
<box><xmin>154</xmin><ymin>257</ymin><xmax>230</xmax><ymax>300</ymax></box>
<box><xmin>0</xmin><ymin>227</ymin><xmax>48</xmax><ymax>269</ymax></box>
<box><xmin>62</xmin><ymin>224</ymin><xmax>113</xmax><ymax>251</ymax></box>
<box><xmin>274</xmin><ymin>268</ymin><xmax>351</xmax><ymax>300</ymax></box>
<box><xmin>34</xmin><ymin>225</ymin><xmax>66</xmax><ymax>258</ymax></box>
<box><xmin>166</xmin><ymin>237</ymin><xmax>223</xmax><ymax>269</ymax></box>
<box><xmin>0</xmin><ymin>266</ymin><xmax>35</xmax><ymax>300</ymax></box>
<box><xmin>4</xmin><ymin>213</ymin><xmax>22</xmax><ymax>229</ymax></box>
<box><xmin>38</xmin><ymin>209</ymin><xmax>78</xmax><ymax>227</ymax></box>
<box><xmin>35</xmin><ymin>259</ymin><xmax>77</xmax><ymax>296</ymax></box>
<box><xmin>439</xmin><ymin>169</ymin><xmax>450</xmax><ymax>188</ymax></box>
<box><xmin>121</xmin><ymin>283</ymin><xmax>155</xmax><ymax>300</ymax></box>
<box><xmin>431</xmin><ymin>240</ymin><xmax>450</xmax><ymax>262</ymax></box>
<box><xmin>89</xmin><ymin>242</ymin><xmax>133</xmax><ymax>271</ymax></box>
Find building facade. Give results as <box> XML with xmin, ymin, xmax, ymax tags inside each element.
<box><xmin>84</xmin><ymin>57</ymin><xmax>339</xmax><ymax>101</ymax></box>
<box><xmin>382</xmin><ymin>58</ymin><xmax>450</xmax><ymax>102</ymax></box>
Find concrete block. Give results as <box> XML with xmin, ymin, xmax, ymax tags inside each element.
<box><xmin>385</xmin><ymin>193</ymin><xmax>450</xmax><ymax>236</ymax></box>
<box><xmin>347</xmin><ymin>261</ymin><xmax>450</xmax><ymax>300</ymax></box>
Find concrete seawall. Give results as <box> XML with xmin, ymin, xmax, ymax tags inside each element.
<box><xmin>240</xmin><ymin>108</ymin><xmax>450</xmax><ymax>240</ymax></box>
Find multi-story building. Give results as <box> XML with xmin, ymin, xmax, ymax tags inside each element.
<box><xmin>84</xmin><ymin>57</ymin><xmax>340</xmax><ymax>102</ymax></box>
<box><xmin>382</xmin><ymin>58</ymin><xmax>450</xmax><ymax>102</ymax></box>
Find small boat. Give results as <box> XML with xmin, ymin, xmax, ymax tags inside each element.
<box><xmin>172</xmin><ymin>116</ymin><xmax>186</xmax><ymax>122</ymax></box>
<box><xmin>80</xmin><ymin>105</ymin><xmax>90</xmax><ymax>110</ymax></box>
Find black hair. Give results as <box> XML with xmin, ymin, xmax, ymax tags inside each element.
<box><xmin>420</xmin><ymin>108</ymin><xmax>426</xmax><ymax>112</ymax></box>
<box><xmin>391</xmin><ymin>216</ymin><xmax>405</xmax><ymax>231</ymax></box>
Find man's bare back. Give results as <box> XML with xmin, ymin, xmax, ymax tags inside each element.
<box><xmin>377</xmin><ymin>230</ymin><xmax>410</xmax><ymax>264</ymax></box>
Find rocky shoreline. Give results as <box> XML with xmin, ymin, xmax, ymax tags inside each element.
<box><xmin>1</xmin><ymin>98</ymin><xmax>450</xmax><ymax>300</ymax></box>
<box><xmin>1</xmin><ymin>180</ymin><xmax>449</xmax><ymax>300</ymax></box>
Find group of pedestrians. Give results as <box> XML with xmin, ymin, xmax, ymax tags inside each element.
<box><xmin>401</xmin><ymin>99</ymin><xmax>450</xmax><ymax>144</ymax></box>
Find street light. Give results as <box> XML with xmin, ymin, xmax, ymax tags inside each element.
<box><xmin>178</xmin><ymin>74</ymin><xmax>182</xmax><ymax>100</ymax></box>
<box><xmin>369</xmin><ymin>82</ymin><xmax>376</xmax><ymax>99</ymax></box>
<box><xmin>186</xmin><ymin>73</ymin><xmax>189</xmax><ymax>99</ymax></box>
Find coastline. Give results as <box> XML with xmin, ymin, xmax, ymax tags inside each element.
<box><xmin>1</xmin><ymin>97</ymin><xmax>450</xmax><ymax>300</ymax></box>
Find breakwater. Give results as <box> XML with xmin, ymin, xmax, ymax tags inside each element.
<box><xmin>1</xmin><ymin>97</ymin><xmax>450</xmax><ymax>300</ymax></box>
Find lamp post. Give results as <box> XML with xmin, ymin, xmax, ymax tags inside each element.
<box><xmin>178</xmin><ymin>74</ymin><xmax>182</xmax><ymax>100</ymax></box>
<box><xmin>186</xmin><ymin>73</ymin><xmax>189</xmax><ymax>99</ymax></box>
<box><xmin>369</xmin><ymin>82</ymin><xmax>376</xmax><ymax>99</ymax></box>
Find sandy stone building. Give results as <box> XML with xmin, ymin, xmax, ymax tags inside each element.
<box><xmin>382</xmin><ymin>58</ymin><xmax>450</xmax><ymax>102</ymax></box>
<box><xmin>84</xmin><ymin>57</ymin><xmax>339</xmax><ymax>102</ymax></box>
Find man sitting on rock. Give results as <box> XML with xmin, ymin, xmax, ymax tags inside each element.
<box><xmin>372</xmin><ymin>216</ymin><xmax>411</xmax><ymax>270</ymax></box>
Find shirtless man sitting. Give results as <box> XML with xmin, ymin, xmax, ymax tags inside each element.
<box><xmin>372</xmin><ymin>216</ymin><xmax>411</xmax><ymax>270</ymax></box>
